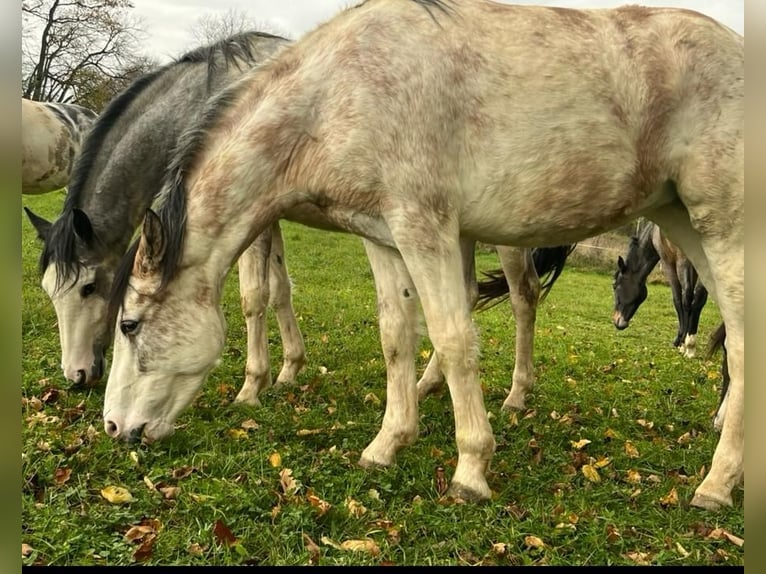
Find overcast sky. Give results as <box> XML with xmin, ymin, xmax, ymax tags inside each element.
<box><xmin>130</xmin><ymin>0</ymin><xmax>744</xmax><ymax>63</ymax></box>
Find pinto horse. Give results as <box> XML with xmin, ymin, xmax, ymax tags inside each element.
<box><xmin>104</xmin><ymin>0</ymin><xmax>743</xmax><ymax>511</ymax></box>
<box><xmin>23</xmin><ymin>30</ymin><xmax>559</xmax><ymax>412</ymax></box>
<box><xmin>22</xmin><ymin>98</ymin><xmax>98</xmax><ymax>195</ymax></box>
<box><xmin>612</xmin><ymin>220</ymin><xmax>708</xmax><ymax>357</ymax></box>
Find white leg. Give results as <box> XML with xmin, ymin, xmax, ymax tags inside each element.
<box><xmin>417</xmin><ymin>239</ymin><xmax>477</xmax><ymax>400</ymax></box>
<box><xmin>234</xmin><ymin>230</ymin><xmax>273</xmax><ymax>406</ymax></box>
<box><xmin>267</xmin><ymin>222</ymin><xmax>307</xmax><ymax>386</ymax></box>
<box><xmin>359</xmin><ymin>240</ymin><xmax>420</xmax><ymax>466</ymax></box>
<box><xmin>496</xmin><ymin>246</ymin><xmax>539</xmax><ymax>411</ymax></box>
<box><xmin>389</xmin><ymin>217</ymin><xmax>494</xmax><ymax>501</ymax></box>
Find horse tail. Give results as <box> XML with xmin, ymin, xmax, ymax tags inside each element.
<box><xmin>534</xmin><ymin>244</ymin><xmax>576</xmax><ymax>302</ymax></box>
<box><xmin>475</xmin><ymin>244</ymin><xmax>575</xmax><ymax>311</ymax></box>
<box><xmin>706</xmin><ymin>322</ymin><xmax>729</xmax><ymax>412</ymax></box>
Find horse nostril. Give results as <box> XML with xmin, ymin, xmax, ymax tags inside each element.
<box><xmin>104</xmin><ymin>420</ymin><xmax>119</xmax><ymax>438</ymax></box>
<box><xmin>75</xmin><ymin>369</ymin><xmax>86</xmax><ymax>385</ymax></box>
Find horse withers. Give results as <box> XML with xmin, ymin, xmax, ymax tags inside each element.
<box><xmin>613</xmin><ymin>220</ymin><xmax>708</xmax><ymax>357</ymax></box>
<box><xmin>103</xmin><ymin>0</ymin><xmax>743</xmax><ymax>511</ymax></box>
<box><xmin>22</xmin><ymin>98</ymin><xmax>98</xmax><ymax>195</ymax></box>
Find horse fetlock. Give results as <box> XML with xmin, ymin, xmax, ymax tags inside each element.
<box><xmin>275</xmin><ymin>355</ymin><xmax>306</xmax><ymax>386</ymax></box>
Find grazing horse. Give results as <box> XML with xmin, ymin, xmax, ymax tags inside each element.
<box><xmin>24</xmin><ymin>32</ymin><xmax>293</xmax><ymax>386</ymax></box>
<box><xmin>104</xmin><ymin>0</ymin><xmax>743</xmax><ymax>511</ymax></box>
<box><xmin>22</xmin><ymin>98</ymin><xmax>98</xmax><ymax>195</ymax></box>
<box><xmin>612</xmin><ymin>220</ymin><xmax>708</xmax><ymax>357</ymax></box>
<box><xmin>23</xmin><ymin>31</ymin><xmax>563</xmax><ymax>411</ymax></box>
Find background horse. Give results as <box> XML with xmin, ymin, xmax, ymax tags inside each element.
<box><xmin>103</xmin><ymin>0</ymin><xmax>743</xmax><ymax>511</ymax></box>
<box><xmin>613</xmin><ymin>219</ymin><xmax>708</xmax><ymax>357</ymax></box>
<box><xmin>22</xmin><ymin>98</ymin><xmax>98</xmax><ymax>195</ymax></box>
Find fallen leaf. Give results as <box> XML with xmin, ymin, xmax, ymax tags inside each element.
<box><xmin>624</xmin><ymin>441</ymin><xmax>640</xmax><ymax>458</ymax></box>
<box><xmin>159</xmin><ymin>486</ymin><xmax>180</xmax><ymax>499</ymax></box>
<box><xmin>296</xmin><ymin>428</ymin><xmax>322</xmax><ymax>436</ymax></box>
<box><xmin>340</xmin><ymin>538</ymin><xmax>381</xmax><ymax>556</ymax></box>
<box><xmin>100</xmin><ymin>485</ymin><xmax>133</xmax><ymax>504</ymax></box>
<box><xmin>677</xmin><ymin>432</ymin><xmax>692</xmax><ymax>445</ymax></box>
<box><xmin>593</xmin><ymin>456</ymin><xmax>612</xmax><ymax>469</ymax></box>
<box><xmin>132</xmin><ymin>534</ymin><xmax>157</xmax><ymax>562</ymax></box>
<box><xmin>434</xmin><ymin>467</ymin><xmax>449</xmax><ymax>496</ymax></box>
<box><xmin>213</xmin><ymin>519</ymin><xmax>237</xmax><ymax>546</ymax></box>
<box><xmin>171</xmin><ymin>466</ymin><xmax>195</xmax><ymax>480</ymax></box>
<box><xmin>345</xmin><ymin>497</ymin><xmax>367</xmax><ymax>518</ymax></box>
<box><xmin>570</xmin><ymin>439</ymin><xmax>591</xmax><ymax>450</ymax></box>
<box><xmin>524</xmin><ymin>535</ymin><xmax>545</xmax><ymax>549</ymax></box>
<box><xmin>625</xmin><ymin>469</ymin><xmax>642</xmax><ymax>484</ymax></box>
<box><xmin>363</xmin><ymin>393</ymin><xmax>381</xmax><ymax>405</ymax></box>
<box><xmin>604</xmin><ymin>428</ymin><xmax>619</xmax><ymax>440</ymax></box>
<box><xmin>624</xmin><ymin>551</ymin><xmax>651</xmax><ymax>565</ymax></box>
<box><xmin>491</xmin><ymin>542</ymin><xmax>508</xmax><ymax>555</ymax></box>
<box><xmin>605</xmin><ymin>524</ymin><xmax>621</xmax><ymax>543</ymax></box>
<box><xmin>279</xmin><ymin>468</ymin><xmax>298</xmax><ymax>496</ymax></box>
<box><xmin>269</xmin><ymin>452</ymin><xmax>282</xmax><ymax>468</ymax></box>
<box><xmin>659</xmin><ymin>487</ymin><xmax>679</xmax><ymax>507</ymax></box>
<box><xmin>241</xmin><ymin>419</ymin><xmax>259</xmax><ymax>430</ymax></box>
<box><xmin>581</xmin><ymin>464</ymin><xmax>601</xmax><ymax>483</ymax></box>
<box><xmin>54</xmin><ymin>467</ymin><xmax>72</xmax><ymax>485</ymax></box>
<box><xmin>637</xmin><ymin>418</ymin><xmax>654</xmax><ymax>429</ymax></box>
<box><xmin>675</xmin><ymin>542</ymin><xmax>690</xmax><ymax>558</ymax></box>
<box><xmin>143</xmin><ymin>476</ymin><xmax>156</xmax><ymax>491</ymax></box>
<box><xmin>188</xmin><ymin>543</ymin><xmax>205</xmax><ymax>557</ymax></box>
<box><xmin>22</xmin><ymin>543</ymin><xmax>33</xmax><ymax>557</ymax></box>
<box><xmin>303</xmin><ymin>533</ymin><xmax>321</xmax><ymax>565</ymax></box>
<box><xmin>308</xmin><ymin>493</ymin><xmax>332</xmax><ymax>516</ymax></box>
<box><xmin>707</xmin><ymin>528</ymin><xmax>744</xmax><ymax>547</ymax></box>
<box><xmin>227</xmin><ymin>428</ymin><xmax>248</xmax><ymax>440</ymax></box>
<box><xmin>129</xmin><ymin>451</ymin><xmax>140</xmax><ymax>466</ymax></box>
<box><xmin>320</xmin><ymin>536</ymin><xmax>343</xmax><ymax>550</ymax></box>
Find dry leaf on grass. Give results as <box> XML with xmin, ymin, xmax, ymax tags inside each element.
<box><xmin>308</xmin><ymin>492</ymin><xmax>332</xmax><ymax>516</ymax></box>
<box><xmin>707</xmin><ymin>528</ymin><xmax>744</xmax><ymax>547</ymax></box>
<box><xmin>269</xmin><ymin>452</ymin><xmax>282</xmax><ymax>467</ymax></box>
<box><xmin>54</xmin><ymin>467</ymin><xmax>72</xmax><ymax>485</ymax></box>
<box><xmin>279</xmin><ymin>468</ymin><xmax>298</xmax><ymax>496</ymax></box>
<box><xmin>340</xmin><ymin>538</ymin><xmax>381</xmax><ymax>556</ymax></box>
<box><xmin>570</xmin><ymin>438</ymin><xmax>591</xmax><ymax>450</ymax></box>
<box><xmin>659</xmin><ymin>487</ymin><xmax>679</xmax><ymax>508</ymax></box>
<box><xmin>624</xmin><ymin>441</ymin><xmax>640</xmax><ymax>458</ymax></box>
<box><xmin>213</xmin><ymin>519</ymin><xmax>238</xmax><ymax>546</ymax></box>
<box><xmin>345</xmin><ymin>496</ymin><xmax>367</xmax><ymax>517</ymax></box>
<box><xmin>581</xmin><ymin>464</ymin><xmax>601</xmax><ymax>483</ymax></box>
<box><xmin>524</xmin><ymin>535</ymin><xmax>545</xmax><ymax>549</ymax></box>
<box><xmin>303</xmin><ymin>533</ymin><xmax>321</xmax><ymax>565</ymax></box>
<box><xmin>100</xmin><ymin>485</ymin><xmax>133</xmax><ymax>504</ymax></box>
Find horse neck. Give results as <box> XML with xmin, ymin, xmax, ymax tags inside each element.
<box><xmin>632</xmin><ymin>225</ymin><xmax>661</xmax><ymax>278</ymax></box>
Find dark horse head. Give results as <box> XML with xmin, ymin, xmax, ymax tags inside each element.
<box><xmin>612</xmin><ymin>224</ymin><xmax>660</xmax><ymax>330</ymax></box>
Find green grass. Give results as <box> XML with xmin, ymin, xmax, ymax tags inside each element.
<box><xmin>21</xmin><ymin>192</ymin><xmax>743</xmax><ymax>566</ymax></box>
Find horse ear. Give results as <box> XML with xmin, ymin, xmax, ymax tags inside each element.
<box><xmin>72</xmin><ymin>208</ymin><xmax>94</xmax><ymax>245</ymax></box>
<box><xmin>135</xmin><ymin>209</ymin><xmax>166</xmax><ymax>275</ymax></box>
<box><xmin>24</xmin><ymin>207</ymin><xmax>52</xmax><ymax>241</ymax></box>
<box><xmin>617</xmin><ymin>255</ymin><xmax>626</xmax><ymax>272</ymax></box>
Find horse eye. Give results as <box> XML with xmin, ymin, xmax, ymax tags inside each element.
<box><xmin>120</xmin><ymin>320</ymin><xmax>139</xmax><ymax>336</ymax></box>
<box><xmin>81</xmin><ymin>283</ymin><xmax>96</xmax><ymax>297</ymax></box>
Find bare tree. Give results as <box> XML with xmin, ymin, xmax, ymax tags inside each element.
<box><xmin>22</xmin><ymin>0</ymin><xmax>147</xmax><ymax>105</ymax></box>
<box><xmin>188</xmin><ymin>7</ymin><xmax>287</xmax><ymax>46</ymax></box>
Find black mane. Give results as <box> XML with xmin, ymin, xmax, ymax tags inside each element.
<box><xmin>40</xmin><ymin>30</ymin><xmax>289</xmax><ymax>292</ymax></box>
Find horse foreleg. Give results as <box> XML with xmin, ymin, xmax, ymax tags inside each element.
<box><xmin>416</xmin><ymin>239</ymin><xmax>477</xmax><ymax>400</ymax></box>
<box><xmin>663</xmin><ymin>263</ymin><xmax>686</xmax><ymax>349</ymax></box>
<box><xmin>267</xmin><ymin>222</ymin><xmax>307</xmax><ymax>386</ymax></box>
<box><xmin>390</xmin><ymin>220</ymin><xmax>494</xmax><ymax>502</ymax></box>
<box><xmin>496</xmin><ymin>245</ymin><xmax>539</xmax><ymax>411</ymax></box>
<box><xmin>234</xmin><ymin>230</ymin><xmax>273</xmax><ymax>406</ymax></box>
<box><xmin>358</xmin><ymin>240</ymin><xmax>420</xmax><ymax>468</ymax></box>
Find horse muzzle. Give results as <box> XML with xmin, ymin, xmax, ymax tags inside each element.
<box><xmin>612</xmin><ymin>311</ymin><xmax>629</xmax><ymax>330</ymax></box>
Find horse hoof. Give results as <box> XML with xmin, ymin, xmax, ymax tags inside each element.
<box><xmin>690</xmin><ymin>490</ymin><xmax>732</xmax><ymax>511</ymax></box>
<box><xmin>446</xmin><ymin>482</ymin><xmax>492</xmax><ymax>503</ymax></box>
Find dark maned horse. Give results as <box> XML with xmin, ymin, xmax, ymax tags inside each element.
<box><xmin>612</xmin><ymin>220</ymin><xmax>708</xmax><ymax>357</ymax></box>
<box><xmin>103</xmin><ymin>0</ymin><xmax>743</xmax><ymax>510</ymax></box>
<box><xmin>24</xmin><ymin>32</ymin><xmax>293</xmax><ymax>386</ymax></box>
<box><xmin>22</xmin><ymin>98</ymin><xmax>98</xmax><ymax>195</ymax></box>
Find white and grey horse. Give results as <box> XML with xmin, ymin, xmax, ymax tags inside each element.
<box><xmin>24</xmin><ymin>30</ymin><xmax>564</xmax><ymax>412</ymax></box>
<box><xmin>104</xmin><ymin>0</ymin><xmax>743</xmax><ymax>511</ymax></box>
<box><xmin>21</xmin><ymin>98</ymin><xmax>98</xmax><ymax>195</ymax></box>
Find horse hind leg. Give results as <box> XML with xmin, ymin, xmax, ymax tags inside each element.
<box><xmin>416</xmin><ymin>239</ymin><xmax>477</xmax><ymax>400</ymax></box>
<box><xmin>267</xmin><ymin>222</ymin><xmax>307</xmax><ymax>386</ymax></box>
<box><xmin>649</xmin><ymin>191</ymin><xmax>743</xmax><ymax>511</ymax></box>
<box><xmin>495</xmin><ymin>245</ymin><xmax>539</xmax><ymax>411</ymax></box>
<box><xmin>388</xmin><ymin>215</ymin><xmax>494</xmax><ymax>502</ymax></box>
<box><xmin>359</xmin><ymin>240</ymin><xmax>420</xmax><ymax>467</ymax></box>
<box><xmin>234</xmin><ymin>230</ymin><xmax>274</xmax><ymax>406</ymax></box>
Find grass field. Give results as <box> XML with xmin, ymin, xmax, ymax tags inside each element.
<box><xmin>21</xmin><ymin>191</ymin><xmax>743</xmax><ymax>566</ymax></box>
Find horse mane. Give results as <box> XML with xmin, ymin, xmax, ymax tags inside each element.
<box><xmin>624</xmin><ymin>219</ymin><xmax>659</xmax><ymax>272</ymax></box>
<box><xmin>41</xmin><ymin>30</ymin><xmax>289</xmax><ymax>291</ymax></box>
<box><xmin>107</xmin><ymin>78</ymin><xmax>247</xmax><ymax>320</ymax></box>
